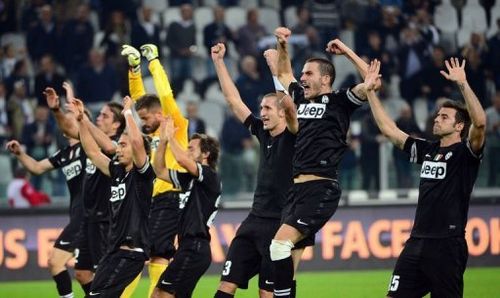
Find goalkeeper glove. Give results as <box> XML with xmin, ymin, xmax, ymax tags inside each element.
<box><xmin>121</xmin><ymin>45</ymin><xmax>141</xmax><ymax>70</ymax></box>
<box><xmin>140</xmin><ymin>44</ymin><xmax>159</xmax><ymax>61</ymax></box>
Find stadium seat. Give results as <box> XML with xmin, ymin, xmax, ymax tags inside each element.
<box><xmin>225</xmin><ymin>7</ymin><xmax>246</xmax><ymax>31</ymax></box>
<box><xmin>487</xmin><ymin>4</ymin><xmax>500</xmax><ymax>37</ymax></box>
<box><xmin>163</xmin><ymin>7</ymin><xmax>181</xmax><ymax>28</ymax></box>
<box><xmin>143</xmin><ymin>0</ymin><xmax>168</xmax><ymax>13</ymax></box>
<box><xmin>461</xmin><ymin>0</ymin><xmax>488</xmax><ymax>33</ymax></box>
<box><xmin>177</xmin><ymin>79</ymin><xmax>201</xmax><ymax>103</ymax></box>
<box><xmin>258</xmin><ymin>7</ymin><xmax>280</xmax><ymax>34</ymax></box>
<box><xmin>284</xmin><ymin>6</ymin><xmax>298</xmax><ymax>28</ymax></box>
<box><xmin>456</xmin><ymin>28</ymin><xmax>473</xmax><ymax>48</ymax></box>
<box><xmin>434</xmin><ymin>0</ymin><xmax>459</xmax><ymax>34</ymax></box>
<box><xmin>240</xmin><ymin>0</ymin><xmax>259</xmax><ymax>8</ymax></box>
<box><xmin>194</xmin><ymin>6</ymin><xmax>213</xmax><ymax>32</ymax></box>
<box><xmin>198</xmin><ymin>101</ymin><xmax>225</xmax><ymax>136</ymax></box>
<box><xmin>0</xmin><ymin>32</ymin><xmax>26</xmax><ymax>48</ymax></box>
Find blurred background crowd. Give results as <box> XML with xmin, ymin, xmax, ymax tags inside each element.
<box><xmin>0</xmin><ymin>0</ymin><xmax>499</xmax><ymax>207</ymax></box>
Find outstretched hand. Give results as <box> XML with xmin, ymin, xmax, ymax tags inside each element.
<box><xmin>440</xmin><ymin>57</ymin><xmax>466</xmax><ymax>84</ymax></box>
<box><xmin>122</xmin><ymin>96</ymin><xmax>134</xmax><ymax>113</ymax></box>
<box><xmin>274</xmin><ymin>27</ymin><xmax>291</xmax><ymax>45</ymax></box>
<box><xmin>66</xmin><ymin>98</ymin><xmax>85</xmax><ymax>121</ymax></box>
<box><xmin>44</xmin><ymin>87</ymin><xmax>59</xmax><ymax>110</ymax></box>
<box><xmin>364</xmin><ymin>59</ymin><xmax>381</xmax><ymax>92</ymax></box>
<box><xmin>5</xmin><ymin>140</ymin><xmax>22</xmax><ymax>155</ymax></box>
<box><xmin>211</xmin><ymin>43</ymin><xmax>226</xmax><ymax>61</ymax></box>
<box><xmin>263</xmin><ymin>49</ymin><xmax>278</xmax><ymax>74</ymax></box>
<box><xmin>62</xmin><ymin>81</ymin><xmax>75</xmax><ymax>101</ymax></box>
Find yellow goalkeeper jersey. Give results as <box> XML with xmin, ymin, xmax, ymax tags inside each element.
<box><xmin>129</xmin><ymin>59</ymin><xmax>189</xmax><ymax>196</ymax></box>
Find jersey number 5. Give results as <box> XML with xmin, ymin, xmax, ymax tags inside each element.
<box><xmin>388</xmin><ymin>275</ymin><xmax>400</xmax><ymax>291</ymax></box>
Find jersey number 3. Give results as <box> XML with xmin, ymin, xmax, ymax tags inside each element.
<box><xmin>222</xmin><ymin>260</ymin><xmax>232</xmax><ymax>276</ymax></box>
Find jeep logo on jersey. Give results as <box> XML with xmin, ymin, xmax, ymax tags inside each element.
<box><xmin>420</xmin><ymin>161</ymin><xmax>447</xmax><ymax>179</ymax></box>
<box><xmin>85</xmin><ymin>158</ymin><xmax>96</xmax><ymax>174</ymax></box>
<box><xmin>297</xmin><ymin>103</ymin><xmax>326</xmax><ymax>119</ymax></box>
<box><xmin>110</xmin><ymin>183</ymin><xmax>126</xmax><ymax>202</ymax></box>
<box><xmin>62</xmin><ymin>160</ymin><xmax>82</xmax><ymax>180</ymax></box>
<box><xmin>151</xmin><ymin>137</ymin><xmax>160</xmax><ymax>151</ymax></box>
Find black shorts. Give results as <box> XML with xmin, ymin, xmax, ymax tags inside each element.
<box><xmin>88</xmin><ymin>249</ymin><xmax>147</xmax><ymax>297</ymax></box>
<box><xmin>387</xmin><ymin>237</ymin><xmax>468</xmax><ymax>298</ymax></box>
<box><xmin>282</xmin><ymin>179</ymin><xmax>341</xmax><ymax>249</ymax></box>
<box><xmin>220</xmin><ymin>214</ymin><xmax>280</xmax><ymax>291</ymax></box>
<box><xmin>74</xmin><ymin>217</ymin><xmax>109</xmax><ymax>271</ymax></box>
<box><xmin>53</xmin><ymin>213</ymin><xmax>84</xmax><ymax>252</ymax></box>
<box><xmin>157</xmin><ymin>238</ymin><xmax>211</xmax><ymax>298</ymax></box>
<box><xmin>149</xmin><ymin>191</ymin><xmax>180</xmax><ymax>259</ymax></box>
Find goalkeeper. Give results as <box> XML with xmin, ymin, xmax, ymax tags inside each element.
<box><xmin>120</xmin><ymin>44</ymin><xmax>189</xmax><ymax>298</ymax></box>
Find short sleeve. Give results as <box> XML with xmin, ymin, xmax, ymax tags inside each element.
<box><xmin>196</xmin><ymin>164</ymin><xmax>221</xmax><ymax>192</ymax></box>
<box><xmin>136</xmin><ymin>158</ymin><xmax>156</xmax><ymax>181</ymax></box>
<box><xmin>108</xmin><ymin>161</ymin><xmax>123</xmax><ymax>179</ymax></box>
<box><xmin>335</xmin><ymin>86</ymin><xmax>365</xmax><ymax>113</ymax></box>
<box><xmin>289</xmin><ymin>82</ymin><xmax>305</xmax><ymax>105</ymax></box>
<box><xmin>465</xmin><ymin>139</ymin><xmax>484</xmax><ymax>160</ymax></box>
<box><xmin>243</xmin><ymin>114</ymin><xmax>263</xmax><ymax>138</ymax></box>
<box><xmin>403</xmin><ymin>137</ymin><xmax>433</xmax><ymax>164</ymax></box>
<box><xmin>168</xmin><ymin>169</ymin><xmax>193</xmax><ymax>190</ymax></box>
<box><xmin>48</xmin><ymin>149</ymin><xmax>64</xmax><ymax>169</ymax></box>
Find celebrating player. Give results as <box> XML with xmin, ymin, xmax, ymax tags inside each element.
<box><xmin>152</xmin><ymin>117</ymin><xmax>221</xmax><ymax>298</ymax></box>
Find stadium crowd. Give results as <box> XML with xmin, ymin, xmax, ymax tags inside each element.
<box><xmin>0</xmin><ymin>0</ymin><xmax>499</xmax><ymax>206</ymax></box>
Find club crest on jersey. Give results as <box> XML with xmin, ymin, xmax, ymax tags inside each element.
<box><xmin>151</xmin><ymin>137</ymin><xmax>160</xmax><ymax>151</ymax></box>
<box><xmin>62</xmin><ymin>160</ymin><xmax>82</xmax><ymax>180</ymax></box>
<box><xmin>445</xmin><ymin>152</ymin><xmax>453</xmax><ymax>160</ymax></box>
<box><xmin>110</xmin><ymin>183</ymin><xmax>126</xmax><ymax>202</ymax></box>
<box><xmin>420</xmin><ymin>161</ymin><xmax>447</xmax><ymax>179</ymax></box>
<box><xmin>85</xmin><ymin>158</ymin><xmax>96</xmax><ymax>174</ymax></box>
<box><xmin>433</xmin><ymin>154</ymin><xmax>443</xmax><ymax>161</ymax></box>
<box><xmin>321</xmin><ymin>95</ymin><xmax>329</xmax><ymax>104</ymax></box>
<box><xmin>297</xmin><ymin>103</ymin><xmax>326</xmax><ymax>119</ymax></box>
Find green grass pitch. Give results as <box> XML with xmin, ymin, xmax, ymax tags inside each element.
<box><xmin>0</xmin><ymin>268</ymin><xmax>499</xmax><ymax>297</ymax></box>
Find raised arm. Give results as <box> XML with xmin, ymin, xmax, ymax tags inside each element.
<box><xmin>211</xmin><ymin>43</ymin><xmax>251</xmax><ymax>123</ymax></box>
<box><xmin>45</xmin><ymin>86</ymin><xmax>79</xmax><ymax>138</ymax></box>
<box><xmin>6</xmin><ymin>140</ymin><xmax>54</xmax><ymax>175</ymax></box>
<box><xmin>122</xmin><ymin>96</ymin><xmax>148</xmax><ymax>168</ymax></box>
<box><xmin>263</xmin><ymin>48</ymin><xmax>298</xmax><ymax>134</ymax></box>
<box><xmin>152</xmin><ymin>117</ymin><xmax>172</xmax><ymax>182</ymax></box>
<box><xmin>440</xmin><ymin>57</ymin><xmax>486</xmax><ymax>153</ymax></box>
<box><xmin>71</xmin><ymin>100</ymin><xmax>111</xmax><ymax>176</ymax></box>
<box><xmin>121</xmin><ymin>45</ymin><xmax>146</xmax><ymax>100</ymax></box>
<box><xmin>164</xmin><ymin>117</ymin><xmax>199</xmax><ymax>177</ymax></box>
<box><xmin>64</xmin><ymin>82</ymin><xmax>117</xmax><ymax>155</ymax></box>
<box><xmin>274</xmin><ymin>27</ymin><xmax>296</xmax><ymax>91</ymax></box>
<box><xmin>365</xmin><ymin>60</ymin><xmax>408</xmax><ymax>150</ymax></box>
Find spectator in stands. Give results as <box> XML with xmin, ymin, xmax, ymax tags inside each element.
<box><xmin>21</xmin><ymin>0</ymin><xmax>47</xmax><ymax>31</ymax></box>
<box><xmin>76</xmin><ymin>48</ymin><xmax>118</xmax><ymax>114</ymax></box>
<box><xmin>461</xmin><ymin>32</ymin><xmax>488</xmax><ymax>61</ymax></box>
<box><xmin>420</xmin><ymin>46</ymin><xmax>453</xmax><ymax>109</ymax></box>
<box><xmin>485</xmin><ymin>92</ymin><xmax>500</xmax><ymax>186</ymax></box>
<box><xmin>7</xmin><ymin>167</ymin><xmax>50</xmax><ymax>208</ymax></box>
<box><xmin>398</xmin><ymin>25</ymin><xmax>430</xmax><ymax>103</ymax></box>
<box><xmin>360</xmin><ymin>112</ymin><xmax>384</xmax><ymax>191</ymax></box>
<box><xmin>236</xmin><ymin>8</ymin><xmax>268</xmax><ymax>58</ymax></box>
<box><xmin>186</xmin><ymin>101</ymin><xmax>206</xmax><ymax>137</ymax></box>
<box><xmin>27</xmin><ymin>4</ymin><xmax>59</xmax><ymax>64</ymax></box>
<box><xmin>360</xmin><ymin>30</ymin><xmax>394</xmax><ymax>80</ymax></box>
<box><xmin>307</xmin><ymin>0</ymin><xmax>341</xmax><ymax>46</ymax></box>
<box><xmin>101</xmin><ymin>10</ymin><xmax>131</xmax><ymax>63</ymax></box>
<box><xmin>0</xmin><ymin>82</ymin><xmax>10</xmax><ymax>146</ymax></box>
<box><xmin>291</xmin><ymin>6</ymin><xmax>321</xmax><ymax>77</ymax></box>
<box><xmin>131</xmin><ymin>7</ymin><xmax>160</xmax><ymax>53</ymax></box>
<box><xmin>61</xmin><ymin>4</ymin><xmax>94</xmax><ymax>75</ymax></box>
<box><xmin>379</xmin><ymin>5</ymin><xmax>403</xmax><ymax>54</ymax></box>
<box><xmin>203</xmin><ymin>6</ymin><xmax>235</xmax><ymax>77</ymax></box>
<box><xmin>393</xmin><ymin>105</ymin><xmax>421</xmax><ymax>188</ymax></box>
<box><xmin>4</xmin><ymin>59</ymin><xmax>31</xmax><ymax>98</ymax></box>
<box><xmin>340</xmin><ymin>131</ymin><xmax>359</xmax><ymax>190</ymax></box>
<box><xmin>463</xmin><ymin>48</ymin><xmax>488</xmax><ymax>108</ymax></box>
<box><xmin>34</xmin><ymin>55</ymin><xmax>65</xmax><ymax>107</ymax></box>
<box><xmin>166</xmin><ymin>3</ymin><xmax>196</xmax><ymax>94</ymax></box>
<box><xmin>235</xmin><ymin>55</ymin><xmax>266</xmax><ymax>114</ymax></box>
<box><xmin>21</xmin><ymin>106</ymin><xmax>54</xmax><ymax>190</ymax></box>
<box><xmin>219</xmin><ymin>113</ymin><xmax>253</xmax><ymax>195</ymax></box>
<box><xmin>414</xmin><ymin>8</ymin><xmax>440</xmax><ymax>46</ymax></box>
<box><xmin>1</xmin><ymin>44</ymin><xmax>19</xmax><ymax>80</ymax></box>
<box><xmin>487</xmin><ymin>18</ymin><xmax>500</xmax><ymax>89</ymax></box>
<box><xmin>7</xmin><ymin>80</ymin><xmax>35</xmax><ymax>140</ymax></box>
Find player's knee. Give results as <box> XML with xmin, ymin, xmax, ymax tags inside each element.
<box><xmin>258</xmin><ymin>288</ymin><xmax>273</xmax><ymax>298</ymax></box>
<box><xmin>217</xmin><ymin>281</ymin><xmax>237</xmax><ymax>294</ymax></box>
<box><xmin>75</xmin><ymin>270</ymin><xmax>93</xmax><ymax>284</ymax></box>
<box><xmin>48</xmin><ymin>255</ymin><xmax>65</xmax><ymax>273</ymax></box>
<box><xmin>269</xmin><ymin>239</ymin><xmax>294</xmax><ymax>261</ymax></box>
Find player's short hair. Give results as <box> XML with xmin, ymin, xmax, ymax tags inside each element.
<box><xmin>305</xmin><ymin>57</ymin><xmax>336</xmax><ymax>86</ymax></box>
<box><xmin>440</xmin><ymin>100</ymin><xmax>470</xmax><ymax>139</ymax></box>
<box><xmin>262</xmin><ymin>93</ymin><xmax>281</xmax><ymax>108</ymax></box>
<box><xmin>106</xmin><ymin>102</ymin><xmax>125</xmax><ymax>134</ymax></box>
<box><xmin>191</xmin><ymin>133</ymin><xmax>219</xmax><ymax>170</ymax></box>
<box><xmin>135</xmin><ymin>94</ymin><xmax>161</xmax><ymax>112</ymax></box>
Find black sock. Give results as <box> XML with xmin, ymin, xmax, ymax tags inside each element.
<box><xmin>272</xmin><ymin>256</ymin><xmax>294</xmax><ymax>298</ymax></box>
<box><xmin>291</xmin><ymin>280</ymin><xmax>297</xmax><ymax>298</ymax></box>
<box><xmin>53</xmin><ymin>270</ymin><xmax>72</xmax><ymax>296</ymax></box>
<box><xmin>214</xmin><ymin>290</ymin><xmax>234</xmax><ymax>298</ymax></box>
<box><xmin>81</xmin><ymin>282</ymin><xmax>92</xmax><ymax>295</ymax></box>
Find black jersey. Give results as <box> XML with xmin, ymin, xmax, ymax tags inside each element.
<box><xmin>403</xmin><ymin>137</ymin><xmax>483</xmax><ymax>238</ymax></box>
<box><xmin>82</xmin><ymin>135</ymin><xmax>119</xmax><ymax>222</ymax></box>
<box><xmin>169</xmin><ymin>163</ymin><xmax>221</xmax><ymax>242</ymax></box>
<box><xmin>244</xmin><ymin>114</ymin><xmax>295</xmax><ymax>219</ymax></box>
<box><xmin>108</xmin><ymin>160</ymin><xmax>155</xmax><ymax>254</ymax></box>
<box><xmin>48</xmin><ymin>143</ymin><xmax>86</xmax><ymax>218</ymax></box>
<box><xmin>289</xmin><ymin>82</ymin><xmax>364</xmax><ymax>179</ymax></box>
